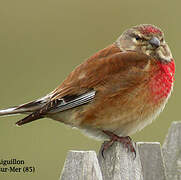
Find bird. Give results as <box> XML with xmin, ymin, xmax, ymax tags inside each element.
<box><xmin>0</xmin><ymin>24</ymin><xmax>175</xmax><ymax>155</ymax></box>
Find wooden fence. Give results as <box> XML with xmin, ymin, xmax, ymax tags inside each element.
<box><xmin>60</xmin><ymin>121</ymin><xmax>181</xmax><ymax>180</ymax></box>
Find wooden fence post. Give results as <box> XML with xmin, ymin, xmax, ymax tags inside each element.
<box><xmin>98</xmin><ymin>142</ymin><xmax>143</xmax><ymax>180</ymax></box>
<box><xmin>60</xmin><ymin>151</ymin><xmax>103</xmax><ymax>180</ymax></box>
<box><xmin>138</xmin><ymin>142</ymin><xmax>166</xmax><ymax>180</ymax></box>
<box><xmin>59</xmin><ymin>121</ymin><xmax>181</xmax><ymax>180</ymax></box>
<box><xmin>162</xmin><ymin>121</ymin><xmax>181</xmax><ymax>180</ymax></box>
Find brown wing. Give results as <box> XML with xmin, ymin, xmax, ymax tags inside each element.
<box><xmin>16</xmin><ymin>44</ymin><xmax>152</xmax><ymax>126</ymax></box>
<box><xmin>51</xmin><ymin>44</ymin><xmax>151</xmax><ymax>99</ymax></box>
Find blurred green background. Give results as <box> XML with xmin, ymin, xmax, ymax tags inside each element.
<box><xmin>0</xmin><ymin>0</ymin><xmax>180</xmax><ymax>179</ymax></box>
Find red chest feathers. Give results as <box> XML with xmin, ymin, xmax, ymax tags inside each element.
<box><xmin>149</xmin><ymin>60</ymin><xmax>175</xmax><ymax>103</ymax></box>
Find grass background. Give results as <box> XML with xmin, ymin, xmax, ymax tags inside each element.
<box><xmin>0</xmin><ymin>0</ymin><xmax>180</xmax><ymax>179</ymax></box>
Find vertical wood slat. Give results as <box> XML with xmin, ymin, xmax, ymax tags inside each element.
<box><xmin>60</xmin><ymin>151</ymin><xmax>103</xmax><ymax>180</ymax></box>
<box><xmin>138</xmin><ymin>142</ymin><xmax>166</xmax><ymax>180</ymax></box>
<box><xmin>162</xmin><ymin>121</ymin><xmax>181</xmax><ymax>180</ymax></box>
<box><xmin>60</xmin><ymin>122</ymin><xmax>181</xmax><ymax>180</ymax></box>
<box><xmin>98</xmin><ymin>142</ymin><xmax>143</xmax><ymax>180</ymax></box>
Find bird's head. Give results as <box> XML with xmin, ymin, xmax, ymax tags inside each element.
<box><xmin>116</xmin><ymin>24</ymin><xmax>173</xmax><ymax>62</ymax></box>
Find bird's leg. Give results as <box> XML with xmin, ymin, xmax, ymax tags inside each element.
<box><xmin>102</xmin><ymin>130</ymin><xmax>136</xmax><ymax>158</ymax></box>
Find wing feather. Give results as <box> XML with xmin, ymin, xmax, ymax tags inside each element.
<box><xmin>15</xmin><ymin>44</ymin><xmax>151</xmax><ymax>126</ymax></box>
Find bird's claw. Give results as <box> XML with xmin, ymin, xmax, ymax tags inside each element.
<box><xmin>101</xmin><ymin>130</ymin><xmax>136</xmax><ymax>159</ymax></box>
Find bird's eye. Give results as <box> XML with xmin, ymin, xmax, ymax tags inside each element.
<box><xmin>135</xmin><ymin>35</ymin><xmax>142</xmax><ymax>41</ymax></box>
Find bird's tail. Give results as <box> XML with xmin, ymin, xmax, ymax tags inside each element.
<box><xmin>0</xmin><ymin>95</ymin><xmax>51</xmax><ymax>125</ymax></box>
<box><xmin>0</xmin><ymin>106</ymin><xmax>31</xmax><ymax>116</ymax></box>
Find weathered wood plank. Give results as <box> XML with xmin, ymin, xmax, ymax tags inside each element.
<box><xmin>138</xmin><ymin>142</ymin><xmax>166</xmax><ymax>180</ymax></box>
<box><xmin>162</xmin><ymin>121</ymin><xmax>181</xmax><ymax>180</ymax></box>
<box><xmin>60</xmin><ymin>151</ymin><xmax>103</xmax><ymax>180</ymax></box>
<box><xmin>60</xmin><ymin>122</ymin><xmax>181</xmax><ymax>180</ymax></box>
<box><xmin>98</xmin><ymin>141</ymin><xmax>143</xmax><ymax>180</ymax></box>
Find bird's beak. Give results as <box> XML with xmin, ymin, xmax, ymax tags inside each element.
<box><xmin>149</xmin><ymin>37</ymin><xmax>160</xmax><ymax>48</ymax></box>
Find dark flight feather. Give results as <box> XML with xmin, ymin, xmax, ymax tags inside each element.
<box><xmin>15</xmin><ymin>90</ymin><xmax>96</xmax><ymax>126</ymax></box>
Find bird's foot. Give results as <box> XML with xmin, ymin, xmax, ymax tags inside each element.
<box><xmin>101</xmin><ymin>130</ymin><xmax>136</xmax><ymax>159</ymax></box>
